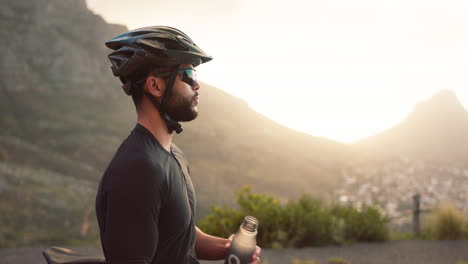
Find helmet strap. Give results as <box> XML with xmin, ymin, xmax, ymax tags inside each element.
<box><xmin>143</xmin><ymin>68</ymin><xmax>183</xmax><ymax>134</ymax></box>
<box><xmin>161</xmin><ymin>68</ymin><xmax>179</xmax><ymax>106</ymax></box>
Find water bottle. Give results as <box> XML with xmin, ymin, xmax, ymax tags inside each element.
<box><xmin>225</xmin><ymin>216</ymin><xmax>259</xmax><ymax>264</ymax></box>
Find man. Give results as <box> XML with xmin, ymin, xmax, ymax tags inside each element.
<box><xmin>95</xmin><ymin>26</ymin><xmax>261</xmax><ymax>264</ymax></box>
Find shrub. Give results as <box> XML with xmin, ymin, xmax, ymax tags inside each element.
<box><xmin>330</xmin><ymin>204</ymin><xmax>389</xmax><ymax>242</ymax></box>
<box><xmin>283</xmin><ymin>195</ymin><xmax>335</xmax><ymax>247</ymax></box>
<box><xmin>198</xmin><ymin>186</ymin><xmax>389</xmax><ymax>248</ymax></box>
<box><xmin>423</xmin><ymin>202</ymin><xmax>468</xmax><ymax>240</ymax></box>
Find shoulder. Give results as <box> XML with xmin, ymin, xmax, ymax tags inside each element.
<box><xmin>170</xmin><ymin>143</ymin><xmax>184</xmax><ymax>156</ymax></box>
<box><xmin>171</xmin><ymin>143</ymin><xmax>189</xmax><ymax>164</ymax></box>
<box><xmin>103</xmin><ymin>149</ymin><xmax>167</xmax><ymax>192</ymax></box>
<box><xmin>170</xmin><ymin>143</ymin><xmax>192</xmax><ymax>175</ymax></box>
<box><xmin>171</xmin><ymin>143</ymin><xmax>188</xmax><ymax>161</ymax></box>
<box><xmin>109</xmin><ymin>128</ymin><xmax>168</xmax><ymax>178</ymax></box>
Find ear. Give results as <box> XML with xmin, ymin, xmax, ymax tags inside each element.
<box><xmin>144</xmin><ymin>76</ymin><xmax>165</xmax><ymax>100</ymax></box>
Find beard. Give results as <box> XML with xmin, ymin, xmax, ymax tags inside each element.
<box><xmin>164</xmin><ymin>91</ymin><xmax>199</xmax><ymax>122</ymax></box>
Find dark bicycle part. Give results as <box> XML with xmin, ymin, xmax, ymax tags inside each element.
<box><xmin>42</xmin><ymin>247</ymin><xmax>106</xmax><ymax>264</ymax></box>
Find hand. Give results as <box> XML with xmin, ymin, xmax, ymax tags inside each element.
<box><xmin>249</xmin><ymin>244</ymin><xmax>261</xmax><ymax>264</ymax></box>
<box><xmin>224</xmin><ymin>234</ymin><xmax>262</xmax><ymax>264</ymax></box>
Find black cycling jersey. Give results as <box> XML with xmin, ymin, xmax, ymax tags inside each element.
<box><xmin>95</xmin><ymin>124</ymin><xmax>198</xmax><ymax>264</ymax></box>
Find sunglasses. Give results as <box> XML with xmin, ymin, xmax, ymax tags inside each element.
<box><xmin>151</xmin><ymin>68</ymin><xmax>197</xmax><ymax>87</ymax></box>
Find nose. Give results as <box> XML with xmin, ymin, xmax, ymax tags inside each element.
<box><xmin>192</xmin><ymin>80</ymin><xmax>200</xmax><ymax>91</ymax></box>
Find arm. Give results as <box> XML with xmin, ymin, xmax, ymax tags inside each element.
<box><xmin>194</xmin><ymin>226</ymin><xmax>229</xmax><ymax>260</ymax></box>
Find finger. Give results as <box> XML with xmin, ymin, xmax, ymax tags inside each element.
<box><xmin>248</xmin><ymin>256</ymin><xmax>261</xmax><ymax>264</ymax></box>
<box><xmin>251</xmin><ymin>246</ymin><xmax>261</xmax><ymax>258</ymax></box>
<box><xmin>255</xmin><ymin>246</ymin><xmax>261</xmax><ymax>256</ymax></box>
<box><xmin>224</xmin><ymin>234</ymin><xmax>235</xmax><ymax>248</ymax></box>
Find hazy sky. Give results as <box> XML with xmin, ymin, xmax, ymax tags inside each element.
<box><xmin>86</xmin><ymin>0</ymin><xmax>468</xmax><ymax>143</ymax></box>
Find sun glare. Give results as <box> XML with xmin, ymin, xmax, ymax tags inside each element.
<box><xmin>86</xmin><ymin>0</ymin><xmax>468</xmax><ymax>143</ymax></box>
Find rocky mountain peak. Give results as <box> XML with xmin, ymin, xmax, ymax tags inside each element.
<box><xmin>357</xmin><ymin>90</ymin><xmax>468</xmax><ymax>164</ymax></box>
<box><xmin>1</xmin><ymin>0</ymin><xmax>127</xmax><ymax>97</ymax></box>
<box><xmin>411</xmin><ymin>90</ymin><xmax>467</xmax><ymax>119</ymax></box>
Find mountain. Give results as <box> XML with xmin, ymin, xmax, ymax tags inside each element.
<box><xmin>356</xmin><ymin>90</ymin><xmax>468</xmax><ymax>165</ymax></box>
<box><xmin>1</xmin><ymin>0</ymin><xmax>125</xmax><ymax>96</ymax></box>
<box><xmin>0</xmin><ymin>0</ymin><xmax>353</xmax><ymax>204</ymax></box>
<box><xmin>0</xmin><ymin>0</ymin><xmax>353</xmax><ymax>247</ymax></box>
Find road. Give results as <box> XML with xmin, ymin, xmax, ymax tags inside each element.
<box><xmin>1</xmin><ymin>240</ymin><xmax>467</xmax><ymax>264</ymax></box>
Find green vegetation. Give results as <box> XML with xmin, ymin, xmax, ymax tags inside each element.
<box><xmin>327</xmin><ymin>257</ymin><xmax>350</xmax><ymax>264</ymax></box>
<box><xmin>423</xmin><ymin>202</ymin><xmax>468</xmax><ymax>240</ymax></box>
<box><xmin>291</xmin><ymin>259</ymin><xmax>319</xmax><ymax>264</ymax></box>
<box><xmin>290</xmin><ymin>258</ymin><xmax>350</xmax><ymax>264</ymax></box>
<box><xmin>389</xmin><ymin>231</ymin><xmax>415</xmax><ymax>241</ymax></box>
<box><xmin>198</xmin><ymin>186</ymin><xmax>389</xmax><ymax>248</ymax></box>
<box><xmin>0</xmin><ymin>162</ymin><xmax>100</xmax><ymax>247</ymax></box>
<box><xmin>0</xmin><ymin>90</ymin><xmax>133</xmax><ymax>248</ymax></box>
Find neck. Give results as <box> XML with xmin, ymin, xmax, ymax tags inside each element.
<box><xmin>137</xmin><ymin>106</ymin><xmax>173</xmax><ymax>152</ymax></box>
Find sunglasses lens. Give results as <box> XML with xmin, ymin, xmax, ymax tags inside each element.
<box><xmin>181</xmin><ymin>68</ymin><xmax>197</xmax><ymax>86</ymax></box>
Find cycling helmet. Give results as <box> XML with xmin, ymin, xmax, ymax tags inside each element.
<box><xmin>106</xmin><ymin>26</ymin><xmax>212</xmax><ymax>85</ymax></box>
<box><xmin>105</xmin><ymin>26</ymin><xmax>212</xmax><ymax>133</ymax></box>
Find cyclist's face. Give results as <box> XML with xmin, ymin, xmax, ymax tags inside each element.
<box><xmin>165</xmin><ymin>64</ymin><xmax>200</xmax><ymax>122</ymax></box>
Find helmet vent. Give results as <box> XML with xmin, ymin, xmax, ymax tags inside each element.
<box><xmin>146</xmin><ymin>37</ymin><xmax>188</xmax><ymax>51</ymax></box>
<box><xmin>128</xmin><ymin>30</ymin><xmax>153</xmax><ymax>37</ymax></box>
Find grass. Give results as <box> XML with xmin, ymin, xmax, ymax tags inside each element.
<box><xmin>291</xmin><ymin>259</ymin><xmax>319</xmax><ymax>264</ymax></box>
<box><xmin>389</xmin><ymin>231</ymin><xmax>415</xmax><ymax>241</ymax></box>
<box><xmin>327</xmin><ymin>257</ymin><xmax>350</xmax><ymax>264</ymax></box>
<box><xmin>0</xmin><ymin>162</ymin><xmax>100</xmax><ymax>248</ymax></box>
<box><xmin>290</xmin><ymin>257</ymin><xmax>350</xmax><ymax>264</ymax></box>
<box><xmin>423</xmin><ymin>202</ymin><xmax>468</xmax><ymax>240</ymax></box>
